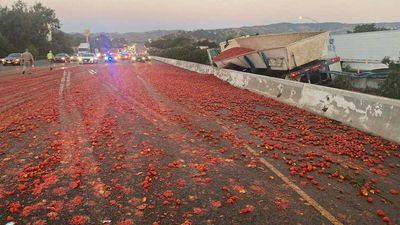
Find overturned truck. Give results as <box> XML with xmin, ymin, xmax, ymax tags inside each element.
<box><xmin>212</xmin><ymin>32</ymin><xmax>341</xmax><ymax>84</ymax></box>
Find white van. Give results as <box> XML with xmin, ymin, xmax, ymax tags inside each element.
<box><xmin>78</xmin><ymin>43</ymin><xmax>91</xmax><ymax>54</ymax></box>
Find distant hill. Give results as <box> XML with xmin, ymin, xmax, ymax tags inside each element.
<box><xmin>92</xmin><ymin>30</ymin><xmax>179</xmax><ymax>44</ymax></box>
<box><xmin>119</xmin><ymin>30</ymin><xmax>179</xmax><ymax>43</ymax></box>
<box><xmin>174</xmin><ymin>22</ymin><xmax>400</xmax><ymax>43</ymax></box>
<box><xmin>87</xmin><ymin>22</ymin><xmax>400</xmax><ymax>44</ymax></box>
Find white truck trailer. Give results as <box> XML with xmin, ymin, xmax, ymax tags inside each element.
<box><xmin>214</xmin><ymin>32</ymin><xmax>330</xmax><ymax>71</ymax></box>
<box><xmin>212</xmin><ymin>32</ymin><xmax>341</xmax><ymax>84</ymax></box>
<box><xmin>78</xmin><ymin>43</ymin><xmax>91</xmax><ymax>54</ymax></box>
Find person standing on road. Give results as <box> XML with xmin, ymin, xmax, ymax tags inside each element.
<box><xmin>47</xmin><ymin>50</ymin><xmax>55</xmax><ymax>71</ymax></box>
<box><xmin>21</xmin><ymin>49</ymin><xmax>34</xmax><ymax>75</ymax></box>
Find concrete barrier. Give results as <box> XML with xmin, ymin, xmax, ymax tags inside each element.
<box><xmin>153</xmin><ymin>56</ymin><xmax>400</xmax><ymax>143</ymax></box>
<box><xmin>351</xmin><ymin>77</ymin><xmax>385</xmax><ymax>90</ymax></box>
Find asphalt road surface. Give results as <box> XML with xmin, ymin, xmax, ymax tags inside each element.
<box><xmin>0</xmin><ymin>61</ymin><xmax>399</xmax><ymax>225</ymax></box>
<box><xmin>0</xmin><ymin>60</ymin><xmax>77</xmax><ymax>75</ymax></box>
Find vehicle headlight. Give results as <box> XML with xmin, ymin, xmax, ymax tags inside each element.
<box><xmin>148</xmin><ymin>56</ymin><xmax>152</xmax><ymax>59</ymax></box>
<box><xmin>142</xmin><ymin>57</ymin><xmax>145</xmax><ymax>60</ymax></box>
<box><xmin>97</xmin><ymin>53</ymin><xmax>101</xmax><ymax>57</ymax></box>
<box><xmin>104</xmin><ymin>56</ymin><xmax>108</xmax><ymax>60</ymax></box>
<box><xmin>61</xmin><ymin>57</ymin><xmax>65</xmax><ymax>60</ymax></box>
<box><xmin>78</xmin><ymin>57</ymin><xmax>82</xmax><ymax>61</ymax></box>
<box><xmin>132</xmin><ymin>57</ymin><xmax>136</xmax><ymax>60</ymax></box>
<box><xmin>15</xmin><ymin>59</ymin><xmax>20</xmax><ymax>62</ymax></box>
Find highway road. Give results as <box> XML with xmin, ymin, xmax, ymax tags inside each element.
<box><xmin>0</xmin><ymin>60</ymin><xmax>75</xmax><ymax>75</ymax></box>
<box><xmin>0</xmin><ymin>61</ymin><xmax>399</xmax><ymax>225</ymax></box>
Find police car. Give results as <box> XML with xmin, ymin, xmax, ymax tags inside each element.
<box><xmin>78</xmin><ymin>53</ymin><xmax>98</xmax><ymax>64</ymax></box>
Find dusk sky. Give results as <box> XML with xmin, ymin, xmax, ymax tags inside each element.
<box><xmin>1</xmin><ymin>0</ymin><xmax>399</xmax><ymax>32</ymax></box>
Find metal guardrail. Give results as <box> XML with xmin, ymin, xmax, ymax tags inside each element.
<box><xmin>329</xmin><ymin>70</ymin><xmax>389</xmax><ymax>79</ymax></box>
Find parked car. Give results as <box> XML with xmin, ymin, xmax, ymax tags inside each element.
<box><xmin>131</xmin><ymin>54</ymin><xmax>151</xmax><ymax>63</ymax></box>
<box><xmin>104</xmin><ymin>53</ymin><xmax>117</xmax><ymax>63</ymax></box>
<box><xmin>119</xmin><ymin>53</ymin><xmax>131</xmax><ymax>60</ymax></box>
<box><xmin>54</xmin><ymin>53</ymin><xmax>70</xmax><ymax>63</ymax></box>
<box><xmin>2</xmin><ymin>53</ymin><xmax>22</xmax><ymax>66</ymax></box>
<box><xmin>70</xmin><ymin>54</ymin><xmax>79</xmax><ymax>62</ymax></box>
<box><xmin>78</xmin><ymin>53</ymin><xmax>98</xmax><ymax>64</ymax></box>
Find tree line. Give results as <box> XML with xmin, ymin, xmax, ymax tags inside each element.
<box><xmin>0</xmin><ymin>0</ymin><xmax>73</xmax><ymax>58</ymax></box>
<box><xmin>348</xmin><ymin>24</ymin><xmax>391</xmax><ymax>33</ymax></box>
<box><xmin>146</xmin><ymin>34</ymin><xmax>218</xmax><ymax>64</ymax></box>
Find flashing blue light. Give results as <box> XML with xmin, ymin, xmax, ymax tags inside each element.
<box><xmin>106</xmin><ymin>55</ymin><xmax>115</xmax><ymax>63</ymax></box>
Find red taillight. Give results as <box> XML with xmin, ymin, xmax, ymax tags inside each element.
<box><xmin>289</xmin><ymin>71</ymin><xmax>301</xmax><ymax>78</ymax></box>
<box><xmin>310</xmin><ymin>64</ymin><xmax>321</xmax><ymax>72</ymax></box>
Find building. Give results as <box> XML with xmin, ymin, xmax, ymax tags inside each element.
<box><xmin>328</xmin><ymin>30</ymin><xmax>400</xmax><ymax>71</ymax></box>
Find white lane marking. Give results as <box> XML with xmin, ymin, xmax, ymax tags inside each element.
<box><xmin>88</xmin><ymin>69</ymin><xmax>97</xmax><ymax>75</ymax></box>
<box><xmin>66</xmin><ymin>71</ymin><xmax>71</xmax><ymax>88</ymax></box>
<box><xmin>220</xmin><ymin>125</ymin><xmax>343</xmax><ymax>225</ymax></box>
<box><xmin>137</xmin><ymin>73</ymin><xmax>342</xmax><ymax>224</ymax></box>
<box><xmin>59</xmin><ymin>70</ymin><xmax>66</xmax><ymax>95</ymax></box>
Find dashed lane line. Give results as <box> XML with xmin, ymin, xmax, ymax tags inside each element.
<box><xmin>66</xmin><ymin>71</ymin><xmax>71</xmax><ymax>89</ymax></box>
<box><xmin>88</xmin><ymin>69</ymin><xmax>97</xmax><ymax>75</ymax></box>
<box><xmin>136</xmin><ymin>70</ymin><xmax>343</xmax><ymax>225</ymax></box>
<box><xmin>88</xmin><ymin>67</ymin><xmax>342</xmax><ymax>224</ymax></box>
<box><xmin>59</xmin><ymin>70</ymin><xmax>66</xmax><ymax>96</ymax></box>
<box><xmin>219</xmin><ymin>125</ymin><xmax>344</xmax><ymax>225</ymax></box>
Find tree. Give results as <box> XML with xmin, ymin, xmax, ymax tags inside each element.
<box><xmin>0</xmin><ymin>33</ymin><xmax>13</xmax><ymax>56</ymax></box>
<box><xmin>147</xmin><ymin>34</ymin><xmax>210</xmax><ymax>64</ymax></box>
<box><xmin>348</xmin><ymin>24</ymin><xmax>390</xmax><ymax>33</ymax></box>
<box><xmin>89</xmin><ymin>33</ymin><xmax>112</xmax><ymax>53</ymax></box>
<box><xmin>381</xmin><ymin>56</ymin><xmax>392</xmax><ymax>65</ymax></box>
<box><xmin>70</xmin><ymin>33</ymin><xmax>86</xmax><ymax>47</ymax></box>
<box><xmin>146</xmin><ymin>36</ymin><xmax>194</xmax><ymax>49</ymax></box>
<box><xmin>380</xmin><ymin>63</ymin><xmax>400</xmax><ymax>99</ymax></box>
<box><xmin>111</xmin><ymin>37</ymin><xmax>128</xmax><ymax>48</ymax></box>
<box><xmin>150</xmin><ymin>46</ymin><xmax>209</xmax><ymax>64</ymax></box>
<box><xmin>332</xmin><ymin>74</ymin><xmax>352</xmax><ymax>91</ymax></box>
<box><xmin>197</xmin><ymin>39</ymin><xmax>218</xmax><ymax>48</ymax></box>
<box><xmin>50</xmin><ymin>31</ymin><xmax>73</xmax><ymax>54</ymax></box>
<box><xmin>0</xmin><ymin>1</ymin><xmax>71</xmax><ymax>58</ymax></box>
